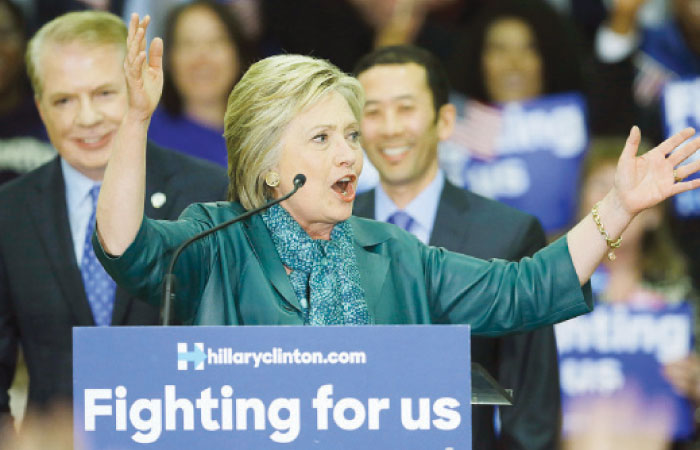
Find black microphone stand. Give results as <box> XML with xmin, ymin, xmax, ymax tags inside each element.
<box><xmin>161</xmin><ymin>174</ymin><xmax>306</xmax><ymax>325</ymax></box>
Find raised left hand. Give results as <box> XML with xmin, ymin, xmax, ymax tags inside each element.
<box><xmin>613</xmin><ymin>126</ymin><xmax>700</xmax><ymax>218</ymax></box>
<box><xmin>124</xmin><ymin>13</ymin><xmax>163</xmax><ymax>122</ymax></box>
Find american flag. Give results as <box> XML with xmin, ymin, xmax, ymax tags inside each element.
<box><xmin>448</xmin><ymin>99</ymin><xmax>503</xmax><ymax>161</ymax></box>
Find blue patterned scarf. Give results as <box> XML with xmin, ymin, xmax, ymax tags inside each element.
<box><xmin>261</xmin><ymin>204</ymin><xmax>370</xmax><ymax>325</ymax></box>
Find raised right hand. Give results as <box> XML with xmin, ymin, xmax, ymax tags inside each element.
<box><xmin>124</xmin><ymin>13</ymin><xmax>163</xmax><ymax>121</ymax></box>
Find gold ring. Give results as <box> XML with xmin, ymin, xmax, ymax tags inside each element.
<box><xmin>673</xmin><ymin>169</ymin><xmax>684</xmax><ymax>183</ymax></box>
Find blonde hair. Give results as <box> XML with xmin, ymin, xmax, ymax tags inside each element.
<box><xmin>223</xmin><ymin>54</ymin><xmax>364</xmax><ymax>209</ymax></box>
<box><xmin>26</xmin><ymin>11</ymin><xmax>127</xmax><ymax>99</ymax></box>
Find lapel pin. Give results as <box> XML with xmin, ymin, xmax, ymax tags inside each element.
<box><xmin>150</xmin><ymin>192</ymin><xmax>166</xmax><ymax>209</ymax></box>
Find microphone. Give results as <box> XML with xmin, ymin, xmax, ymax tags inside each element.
<box><xmin>161</xmin><ymin>173</ymin><xmax>306</xmax><ymax>325</ymax></box>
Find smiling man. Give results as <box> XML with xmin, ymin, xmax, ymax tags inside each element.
<box><xmin>0</xmin><ymin>11</ymin><xmax>228</xmax><ymax>426</ymax></box>
<box><xmin>353</xmin><ymin>45</ymin><xmax>560</xmax><ymax>449</ymax></box>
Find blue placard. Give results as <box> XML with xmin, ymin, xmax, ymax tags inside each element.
<box><xmin>556</xmin><ymin>302</ymin><xmax>694</xmax><ymax>440</ymax></box>
<box><xmin>73</xmin><ymin>325</ymin><xmax>471</xmax><ymax>449</ymax></box>
<box><xmin>439</xmin><ymin>92</ymin><xmax>588</xmax><ymax>233</ymax></box>
<box><xmin>662</xmin><ymin>77</ymin><xmax>700</xmax><ymax>217</ymax></box>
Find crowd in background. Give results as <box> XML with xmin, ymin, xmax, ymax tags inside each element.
<box><xmin>1</xmin><ymin>0</ymin><xmax>700</xmax><ymax>448</ymax></box>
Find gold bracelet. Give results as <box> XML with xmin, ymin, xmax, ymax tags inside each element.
<box><xmin>591</xmin><ymin>202</ymin><xmax>622</xmax><ymax>261</ymax></box>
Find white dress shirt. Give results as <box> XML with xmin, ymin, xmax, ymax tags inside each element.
<box><xmin>62</xmin><ymin>159</ymin><xmax>101</xmax><ymax>266</ymax></box>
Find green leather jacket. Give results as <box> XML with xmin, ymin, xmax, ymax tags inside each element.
<box><xmin>94</xmin><ymin>202</ymin><xmax>592</xmax><ymax>335</ymax></box>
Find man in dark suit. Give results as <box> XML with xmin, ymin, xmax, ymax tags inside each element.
<box><xmin>0</xmin><ymin>10</ymin><xmax>228</xmax><ymax>425</ymax></box>
<box><xmin>353</xmin><ymin>46</ymin><xmax>560</xmax><ymax>449</ymax></box>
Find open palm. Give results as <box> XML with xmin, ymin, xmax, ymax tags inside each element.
<box><xmin>615</xmin><ymin>126</ymin><xmax>700</xmax><ymax>216</ymax></box>
<box><xmin>124</xmin><ymin>14</ymin><xmax>163</xmax><ymax>121</ymax></box>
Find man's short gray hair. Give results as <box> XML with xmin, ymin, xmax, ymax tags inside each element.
<box><xmin>26</xmin><ymin>10</ymin><xmax>127</xmax><ymax>99</ymax></box>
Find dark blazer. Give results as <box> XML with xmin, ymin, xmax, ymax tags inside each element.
<box><xmin>354</xmin><ymin>181</ymin><xmax>561</xmax><ymax>450</ymax></box>
<box><xmin>0</xmin><ymin>143</ymin><xmax>228</xmax><ymax>419</ymax></box>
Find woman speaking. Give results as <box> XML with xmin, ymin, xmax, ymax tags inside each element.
<box><xmin>95</xmin><ymin>15</ymin><xmax>700</xmax><ymax>332</ymax></box>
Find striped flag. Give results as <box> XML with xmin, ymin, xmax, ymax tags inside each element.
<box><xmin>448</xmin><ymin>99</ymin><xmax>503</xmax><ymax>161</ymax></box>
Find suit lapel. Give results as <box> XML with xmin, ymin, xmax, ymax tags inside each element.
<box><xmin>348</xmin><ymin>217</ymin><xmax>390</xmax><ymax>318</ymax></box>
<box><xmin>357</xmin><ymin>182</ymin><xmax>476</xmax><ymax>251</ymax></box>
<box><xmin>27</xmin><ymin>159</ymin><xmax>96</xmax><ymax>325</ymax></box>
<box><xmin>353</xmin><ymin>242</ymin><xmax>389</xmax><ymax>317</ymax></box>
<box><xmin>144</xmin><ymin>143</ymin><xmax>177</xmax><ymax>220</ymax></box>
<box><xmin>240</xmin><ymin>212</ymin><xmax>302</xmax><ymax>312</ymax></box>
<box><xmin>429</xmin><ymin>182</ymin><xmax>474</xmax><ymax>251</ymax></box>
<box><xmin>356</xmin><ymin>186</ymin><xmax>481</xmax><ymax>305</ymax></box>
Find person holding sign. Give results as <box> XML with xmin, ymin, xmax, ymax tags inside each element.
<box><xmin>443</xmin><ymin>0</ymin><xmax>586</xmax><ymax>234</ymax></box>
<box><xmin>558</xmin><ymin>136</ymin><xmax>697</xmax><ymax>448</ymax></box>
<box><xmin>95</xmin><ymin>15</ymin><xmax>700</xmax><ymax>336</ymax></box>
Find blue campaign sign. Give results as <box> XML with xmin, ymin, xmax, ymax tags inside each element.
<box><xmin>73</xmin><ymin>325</ymin><xmax>471</xmax><ymax>449</ymax></box>
<box><xmin>555</xmin><ymin>302</ymin><xmax>694</xmax><ymax>440</ymax></box>
<box><xmin>439</xmin><ymin>92</ymin><xmax>588</xmax><ymax>233</ymax></box>
<box><xmin>662</xmin><ymin>77</ymin><xmax>700</xmax><ymax>217</ymax></box>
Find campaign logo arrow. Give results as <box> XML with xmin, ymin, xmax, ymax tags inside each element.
<box><xmin>177</xmin><ymin>343</ymin><xmax>206</xmax><ymax>370</ymax></box>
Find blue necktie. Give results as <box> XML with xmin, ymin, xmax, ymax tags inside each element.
<box><xmin>80</xmin><ymin>185</ymin><xmax>116</xmax><ymax>326</ymax></box>
<box><xmin>387</xmin><ymin>210</ymin><xmax>415</xmax><ymax>233</ymax></box>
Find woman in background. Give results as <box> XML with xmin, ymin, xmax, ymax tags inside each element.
<box><xmin>148</xmin><ymin>0</ymin><xmax>250</xmax><ymax>167</ymax></box>
<box><xmin>439</xmin><ymin>0</ymin><xmax>589</xmax><ymax>235</ymax></box>
<box><xmin>559</xmin><ymin>136</ymin><xmax>697</xmax><ymax>450</ymax></box>
<box><xmin>449</xmin><ymin>0</ymin><xmax>583</xmax><ymax>106</ymax></box>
